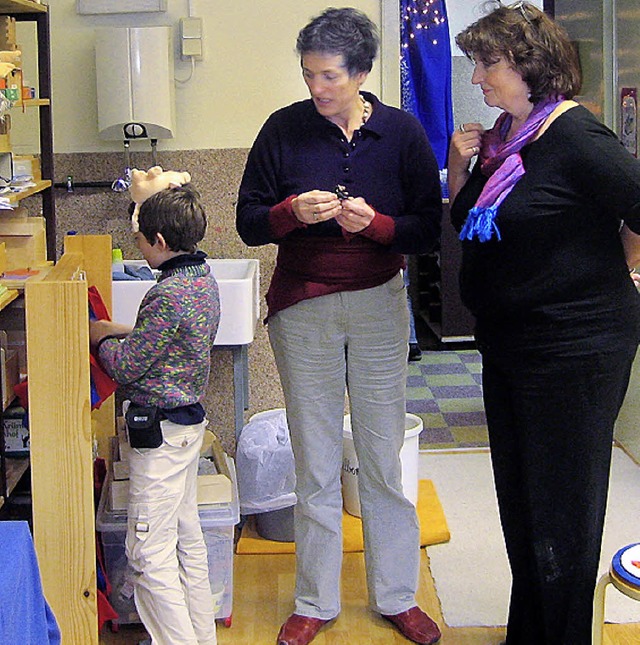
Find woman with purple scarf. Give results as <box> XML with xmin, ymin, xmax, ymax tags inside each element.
<box><xmin>448</xmin><ymin>3</ymin><xmax>640</xmax><ymax>644</ymax></box>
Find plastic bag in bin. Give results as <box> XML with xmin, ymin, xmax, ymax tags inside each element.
<box><xmin>236</xmin><ymin>409</ymin><xmax>296</xmax><ymax>514</ymax></box>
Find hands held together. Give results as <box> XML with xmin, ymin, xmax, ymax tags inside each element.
<box><xmin>292</xmin><ymin>185</ymin><xmax>375</xmax><ymax>233</ymax></box>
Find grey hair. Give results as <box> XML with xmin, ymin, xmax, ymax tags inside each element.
<box><xmin>296</xmin><ymin>7</ymin><xmax>379</xmax><ymax>75</ymax></box>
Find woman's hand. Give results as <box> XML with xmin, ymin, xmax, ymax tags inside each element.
<box><xmin>619</xmin><ymin>224</ymin><xmax>640</xmax><ymax>288</ymax></box>
<box><xmin>621</xmin><ymin>223</ymin><xmax>640</xmax><ymax>270</ymax></box>
<box><xmin>448</xmin><ymin>122</ymin><xmax>484</xmax><ymax>202</ymax></box>
<box><xmin>292</xmin><ymin>190</ymin><xmax>341</xmax><ymax>224</ymax></box>
<box><xmin>335</xmin><ymin>196</ymin><xmax>375</xmax><ymax>233</ymax></box>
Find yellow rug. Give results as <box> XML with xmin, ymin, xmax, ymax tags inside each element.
<box><xmin>236</xmin><ymin>479</ymin><xmax>450</xmax><ymax>554</ymax></box>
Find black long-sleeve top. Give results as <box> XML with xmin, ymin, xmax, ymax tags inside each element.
<box><xmin>451</xmin><ymin>105</ymin><xmax>640</xmax><ymax>356</ymax></box>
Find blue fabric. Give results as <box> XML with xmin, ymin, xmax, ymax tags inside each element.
<box><xmin>401</xmin><ymin>0</ymin><xmax>454</xmax><ymax>169</ymax></box>
<box><xmin>0</xmin><ymin>521</ymin><xmax>61</xmax><ymax>644</ymax></box>
<box><xmin>460</xmin><ymin>204</ymin><xmax>502</xmax><ymax>242</ymax></box>
<box><xmin>125</xmin><ymin>264</ymin><xmax>155</xmax><ymax>280</ymax></box>
<box><xmin>112</xmin><ymin>265</ymin><xmax>155</xmax><ymax>281</ymax></box>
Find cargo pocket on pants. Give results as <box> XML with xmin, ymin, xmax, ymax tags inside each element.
<box><xmin>126</xmin><ymin>495</ymin><xmax>181</xmax><ymax>572</ymax></box>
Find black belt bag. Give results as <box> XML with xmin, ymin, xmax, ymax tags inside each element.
<box><xmin>126</xmin><ymin>403</ymin><xmax>163</xmax><ymax>449</ymax></box>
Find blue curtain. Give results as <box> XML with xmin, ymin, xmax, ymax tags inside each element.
<box><xmin>400</xmin><ymin>0</ymin><xmax>454</xmax><ymax>169</ymax></box>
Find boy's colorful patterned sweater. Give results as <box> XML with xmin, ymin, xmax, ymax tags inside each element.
<box><xmin>98</xmin><ymin>260</ymin><xmax>220</xmax><ymax>409</ymax></box>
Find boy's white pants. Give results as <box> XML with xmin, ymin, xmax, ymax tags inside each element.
<box><xmin>125</xmin><ymin>417</ymin><xmax>217</xmax><ymax>645</ymax></box>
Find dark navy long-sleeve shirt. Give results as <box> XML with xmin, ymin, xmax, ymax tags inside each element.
<box><xmin>236</xmin><ymin>91</ymin><xmax>442</xmax><ymax>317</ymax></box>
<box><xmin>236</xmin><ymin>91</ymin><xmax>442</xmax><ymax>256</ymax></box>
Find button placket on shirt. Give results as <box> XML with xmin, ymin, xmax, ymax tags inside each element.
<box><xmin>339</xmin><ymin>132</ymin><xmax>363</xmax><ymax>179</ymax></box>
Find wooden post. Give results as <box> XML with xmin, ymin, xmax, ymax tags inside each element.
<box><xmin>25</xmin><ymin>235</ymin><xmax>112</xmax><ymax>644</ymax></box>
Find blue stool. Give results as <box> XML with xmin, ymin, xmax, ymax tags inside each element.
<box><xmin>592</xmin><ymin>543</ymin><xmax>640</xmax><ymax>644</ymax></box>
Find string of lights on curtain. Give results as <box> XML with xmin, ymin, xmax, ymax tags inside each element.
<box><xmin>400</xmin><ymin>0</ymin><xmax>454</xmax><ymax>170</ymax></box>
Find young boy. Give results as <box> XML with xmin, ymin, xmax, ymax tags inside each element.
<box><xmin>90</xmin><ymin>184</ymin><xmax>220</xmax><ymax>645</ymax></box>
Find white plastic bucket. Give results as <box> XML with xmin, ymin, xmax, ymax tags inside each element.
<box><xmin>249</xmin><ymin>408</ymin><xmax>287</xmax><ymax>423</ymax></box>
<box><xmin>342</xmin><ymin>413</ymin><xmax>422</xmax><ymax>518</ymax></box>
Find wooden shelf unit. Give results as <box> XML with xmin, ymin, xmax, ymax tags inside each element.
<box><xmin>0</xmin><ymin>0</ymin><xmax>56</xmax><ymax>512</ymax></box>
<box><xmin>417</xmin><ymin>200</ymin><xmax>476</xmax><ymax>343</ymax></box>
<box><xmin>15</xmin><ymin>96</ymin><xmax>49</xmax><ymax>107</ymax></box>
<box><xmin>0</xmin><ymin>240</ymin><xmax>21</xmax><ymax>507</ymax></box>
<box><xmin>9</xmin><ymin>0</ymin><xmax>56</xmax><ymax>259</ymax></box>
<box><xmin>25</xmin><ymin>234</ymin><xmax>113</xmax><ymax>645</ymax></box>
<box><xmin>1</xmin><ymin>452</ymin><xmax>27</xmax><ymax>502</ymax></box>
<box><xmin>0</xmin><ymin>1</ymin><xmax>46</xmax><ymax>14</ymax></box>
<box><xmin>4</xmin><ymin>179</ymin><xmax>52</xmax><ymax>203</ymax></box>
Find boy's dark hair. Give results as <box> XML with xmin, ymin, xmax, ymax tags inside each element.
<box><xmin>138</xmin><ymin>184</ymin><xmax>206</xmax><ymax>253</ymax></box>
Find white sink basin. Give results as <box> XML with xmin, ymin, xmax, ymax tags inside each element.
<box><xmin>112</xmin><ymin>259</ymin><xmax>260</xmax><ymax>345</ymax></box>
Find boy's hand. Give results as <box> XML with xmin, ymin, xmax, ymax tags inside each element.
<box><xmin>89</xmin><ymin>320</ymin><xmax>133</xmax><ymax>346</ymax></box>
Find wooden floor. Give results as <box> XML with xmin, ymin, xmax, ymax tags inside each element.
<box><xmin>100</xmin><ymin>549</ymin><xmax>640</xmax><ymax>644</ymax></box>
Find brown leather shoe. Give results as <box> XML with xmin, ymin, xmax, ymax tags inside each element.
<box><xmin>382</xmin><ymin>606</ymin><xmax>441</xmax><ymax>644</ymax></box>
<box><xmin>277</xmin><ymin>614</ymin><xmax>330</xmax><ymax>645</ymax></box>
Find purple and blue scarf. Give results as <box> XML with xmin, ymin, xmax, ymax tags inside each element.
<box><xmin>459</xmin><ymin>97</ymin><xmax>564</xmax><ymax>242</ymax></box>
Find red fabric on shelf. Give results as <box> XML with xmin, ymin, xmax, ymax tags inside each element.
<box><xmin>88</xmin><ymin>286</ymin><xmax>118</xmax><ymax>409</ymax></box>
<box><xmin>13</xmin><ymin>287</ymin><xmax>118</xmax><ymax>410</ymax></box>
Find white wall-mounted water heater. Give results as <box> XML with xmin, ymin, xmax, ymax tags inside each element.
<box><xmin>95</xmin><ymin>26</ymin><xmax>175</xmax><ymax>141</ymax></box>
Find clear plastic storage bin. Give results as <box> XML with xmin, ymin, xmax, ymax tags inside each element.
<box><xmin>96</xmin><ymin>456</ymin><xmax>239</xmax><ymax>627</ymax></box>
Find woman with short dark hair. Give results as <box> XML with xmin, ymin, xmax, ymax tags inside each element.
<box><xmin>449</xmin><ymin>3</ymin><xmax>640</xmax><ymax>643</ymax></box>
<box><xmin>237</xmin><ymin>7</ymin><xmax>442</xmax><ymax>645</ymax></box>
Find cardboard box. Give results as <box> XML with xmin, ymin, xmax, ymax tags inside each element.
<box><xmin>110</xmin><ymin>425</ymin><xmax>130</xmax><ymax>480</ymax></box>
<box><xmin>13</xmin><ymin>155</ymin><xmax>41</xmax><ymax>182</ymax></box>
<box><xmin>0</xmin><ymin>346</ymin><xmax>19</xmax><ymax>409</ymax></box>
<box><xmin>197</xmin><ymin>474</ymin><xmax>232</xmax><ymax>505</ymax></box>
<box><xmin>0</xmin><ymin>228</ymin><xmax>46</xmax><ymax>270</ymax></box>
<box><xmin>109</xmin><ymin>472</ymin><xmax>231</xmax><ymax>510</ymax></box>
<box><xmin>0</xmin><ymin>17</ymin><xmax>17</xmax><ymax>51</ymax></box>
<box><xmin>109</xmin><ymin>478</ymin><xmax>129</xmax><ymax>510</ymax></box>
<box><xmin>0</xmin><ymin>133</ymin><xmax>10</xmax><ymax>154</ymax></box>
<box><xmin>0</xmin><ymin>152</ymin><xmax>11</xmax><ymax>185</ymax></box>
<box><xmin>6</xmin><ymin>329</ymin><xmax>26</xmax><ymax>379</ymax></box>
<box><xmin>3</xmin><ymin>404</ymin><xmax>28</xmax><ymax>455</ymax></box>
<box><xmin>0</xmin><ymin>114</ymin><xmax>11</xmax><ymax>154</ymax></box>
<box><xmin>0</xmin><ymin>205</ymin><xmax>26</xmax><ymax>219</ymax></box>
<box><xmin>0</xmin><ymin>215</ymin><xmax>44</xmax><ymax>236</ymax></box>
<box><xmin>0</xmin><ymin>216</ymin><xmax>47</xmax><ymax>270</ymax></box>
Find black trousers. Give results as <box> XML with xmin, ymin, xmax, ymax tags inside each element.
<box><xmin>481</xmin><ymin>346</ymin><xmax>636</xmax><ymax>645</ymax></box>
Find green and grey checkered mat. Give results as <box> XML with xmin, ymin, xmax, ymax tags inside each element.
<box><xmin>406</xmin><ymin>349</ymin><xmax>488</xmax><ymax>450</ymax></box>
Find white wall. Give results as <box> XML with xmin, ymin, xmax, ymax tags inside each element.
<box><xmin>13</xmin><ymin>1</ymin><xmax>545</xmax><ymax>155</ymax></box>
<box><xmin>15</xmin><ymin>0</ymin><xmax>380</xmax><ymax>154</ymax></box>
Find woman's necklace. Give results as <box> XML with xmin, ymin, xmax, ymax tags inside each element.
<box><xmin>336</xmin><ymin>95</ymin><xmax>371</xmax><ymax>141</ymax></box>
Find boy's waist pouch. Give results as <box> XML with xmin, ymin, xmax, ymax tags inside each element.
<box><xmin>125</xmin><ymin>403</ymin><xmax>163</xmax><ymax>449</ymax></box>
